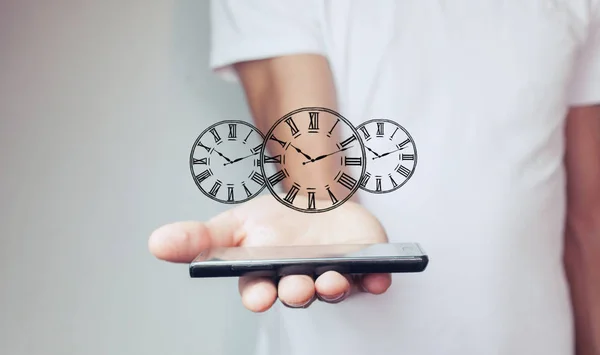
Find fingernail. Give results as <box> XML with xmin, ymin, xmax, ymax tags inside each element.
<box><xmin>283</xmin><ymin>295</ymin><xmax>317</xmax><ymax>309</ymax></box>
<box><xmin>319</xmin><ymin>292</ymin><xmax>347</xmax><ymax>303</ymax></box>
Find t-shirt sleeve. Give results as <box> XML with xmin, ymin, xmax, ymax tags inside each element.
<box><xmin>568</xmin><ymin>3</ymin><xmax>600</xmax><ymax>106</ymax></box>
<box><xmin>209</xmin><ymin>0</ymin><xmax>326</xmax><ymax>82</ymax></box>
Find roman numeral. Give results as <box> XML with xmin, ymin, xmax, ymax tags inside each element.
<box><xmin>389</xmin><ymin>174</ymin><xmax>398</xmax><ymax>188</ymax></box>
<box><xmin>209</xmin><ymin>180</ymin><xmax>222</xmax><ymax>196</ymax></box>
<box><xmin>193</xmin><ymin>157</ymin><xmax>208</xmax><ymax>165</ymax></box>
<box><xmin>339</xmin><ymin>135</ymin><xmax>357</xmax><ymax>148</ymax></box>
<box><xmin>307</xmin><ymin>191</ymin><xmax>316</xmax><ymax>210</ymax></box>
<box><xmin>268</xmin><ymin>170</ymin><xmax>287</xmax><ymax>186</ymax></box>
<box><xmin>389</xmin><ymin>127</ymin><xmax>399</xmax><ymax>140</ymax></box>
<box><xmin>197</xmin><ymin>142</ymin><xmax>211</xmax><ymax>153</ymax></box>
<box><xmin>254</xmin><ymin>159</ymin><xmax>261</xmax><ymax>167</ymax></box>
<box><xmin>251</xmin><ymin>144</ymin><xmax>262</xmax><ymax>154</ymax></box>
<box><xmin>227</xmin><ymin>185</ymin><xmax>234</xmax><ymax>202</ymax></box>
<box><xmin>250</xmin><ymin>171</ymin><xmax>265</xmax><ymax>186</ymax></box>
<box><xmin>228</xmin><ymin>124</ymin><xmax>237</xmax><ymax>140</ymax></box>
<box><xmin>327</xmin><ymin>119</ymin><xmax>340</xmax><ymax>136</ymax></box>
<box><xmin>375</xmin><ymin>176</ymin><xmax>382</xmax><ymax>192</ymax></box>
<box><xmin>401</xmin><ymin>154</ymin><xmax>415</xmax><ymax>161</ymax></box>
<box><xmin>283</xmin><ymin>184</ymin><xmax>300</xmax><ymax>204</ymax></box>
<box><xmin>209</xmin><ymin>128</ymin><xmax>221</xmax><ymax>143</ymax></box>
<box><xmin>326</xmin><ymin>187</ymin><xmax>338</xmax><ymax>205</ymax></box>
<box><xmin>269</xmin><ymin>135</ymin><xmax>287</xmax><ymax>148</ymax></box>
<box><xmin>360</xmin><ymin>172</ymin><xmax>371</xmax><ymax>187</ymax></box>
<box><xmin>195</xmin><ymin>169</ymin><xmax>213</xmax><ymax>183</ymax></box>
<box><xmin>397</xmin><ymin>138</ymin><xmax>411</xmax><ymax>149</ymax></box>
<box><xmin>376</xmin><ymin>122</ymin><xmax>384</xmax><ymax>137</ymax></box>
<box><xmin>242</xmin><ymin>182</ymin><xmax>252</xmax><ymax>197</ymax></box>
<box><xmin>243</xmin><ymin>130</ymin><xmax>252</xmax><ymax>143</ymax></box>
<box><xmin>284</xmin><ymin>117</ymin><xmax>300</xmax><ymax>136</ymax></box>
<box><xmin>308</xmin><ymin>112</ymin><xmax>319</xmax><ymax>131</ymax></box>
<box><xmin>396</xmin><ymin>165</ymin><xmax>411</xmax><ymax>178</ymax></box>
<box><xmin>263</xmin><ymin>155</ymin><xmax>281</xmax><ymax>164</ymax></box>
<box><xmin>344</xmin><ymin>157</ymin><xmax>362</xmax><ymax>166</ymax></box>
<box><xmin>337</xmin><ymin>172</ymin><xmax>357</xmax><ymax>190</ymax></box>
<box><xmin>359</xmin><ymin>126</ymin><xmax>371</xmax><ymax>140</ymax></box>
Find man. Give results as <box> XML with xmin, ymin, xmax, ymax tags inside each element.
<box><xmin>149</xmin><ymin>1</ymin><xmax>600</xmax><ymax>354</ymax></box>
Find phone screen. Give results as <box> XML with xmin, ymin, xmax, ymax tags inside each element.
<box><xmin>193</xmin><ymin>243</ymin><xmax>424</xmax><ymax>262</ymax></box>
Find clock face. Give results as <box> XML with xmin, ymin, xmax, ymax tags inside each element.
<box><xmin>355</xmin><ymin>119</ymin><xmax>418</xmax><ymax>194</ymax></box>
<box><xmin>260</xmin><ymin>107</ymin><xmax>366</xmax><ymax>213</ymax></box>
<box><xmin>190</xmin><ymin>120</ymin><xmax>266</xmax><ymax>204</ymax></box>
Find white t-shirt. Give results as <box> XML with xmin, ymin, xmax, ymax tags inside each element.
<box><xmin>210</xmin><ymin>1</ymin><xmax>600</xmax><ymax>354</ymax></box>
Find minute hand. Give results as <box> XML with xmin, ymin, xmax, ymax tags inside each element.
<box><xmin>223</xmin><ymin>152</ymin><xmax>257</xmax><ymax>165</ymax></box>
<box><xmin>302</xmin><ymin>146</ymin><xmax>352</xmax><ymax>165</ymax></box>
<box><xmin>372</xmin><ymin>146</ymin><xmax>408</xmax><ymax>160</ymax></box>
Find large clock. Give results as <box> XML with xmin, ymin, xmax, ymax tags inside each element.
<box><xmin>260</xmin><ymin>107</ymin><xmax>366</xmax><ymax>213</ymax></box>
<box><xmin>190</xmin><ymin>120</ymin><xmax>266</xmax><ymax>204</ymax></box>
<box><xmin>355</xmin><ymin>119</ymin><xmax>417</xmax><ymax>194</ymax></box>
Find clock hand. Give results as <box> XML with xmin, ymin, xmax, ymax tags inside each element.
<box><xmin>289</xmin><ymin>144</ymin><xmax>313</xmax><ymax>161</ymax></box>
<box><xmin>365</xmin><ymin>146</ymin><xmax>381</xmax><ymax>157</ymax></box>
<box><xmin>212</xmin><ymin>148</ymin><xmax>234</xmax><ymax>164</ymax></box>
<box><xmin>302</xmin><ymin>146</ymin><xmax>352</xmax><ymax>165</ymax></box>
<box><xmin>223</xmin><ymin>152</ymin><xmax>258</xmax><ymax>165</ymax></box>
<box><xmin>372</xmin><ymin>146</ymin><xmax>407</xmax><ymax>160</ymax></box>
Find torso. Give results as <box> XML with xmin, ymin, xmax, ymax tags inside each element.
<box><xmin>256</xmin><ymin>1</ymin><xmax>596</xmax><ymax>354</ymax></box>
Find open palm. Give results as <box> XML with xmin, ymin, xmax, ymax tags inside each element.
<box><xmin>148</xmin><ymin>194</ymin><xmax>391</xmax><ymax>312</ymax></box>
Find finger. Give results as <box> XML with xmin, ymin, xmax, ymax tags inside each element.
<box><xmin>277</xmin><ymin>275</ymin><xmax>316</xmax><ymax>308</ymax></box>
<box><xmin>314</xmin><ymin>271</ymin><xmax>352</xmax><ymax>303</ymax></box>
<box><xmin>238</xmin><ymin>276</ymin><xmax>278</xmax><ymax>313</ymax></box>
<box><xmin>148</xmin><ymin>210</ymin><xmax>243</xmax><ymax>263</ymax></box>
<box><xmin>359</xmin><ymin>273</ymin><xmax>392</xmax><ymax>295</ymax></box>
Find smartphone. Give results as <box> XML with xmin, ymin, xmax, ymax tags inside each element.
<box><xmin>189</xmin><ymin>243</ymin><xmax>429</xmax><ymax>278</ymax></box>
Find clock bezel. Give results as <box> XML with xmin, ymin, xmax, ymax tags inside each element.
<box><xmin>189</xmin><ymin>119</ymin><xmax>267</xmax><ymax>204</ymax></box>
<box><xmin>356</xmin><ymin>118</ymin><xmax>418</xmax><ymax>194</ymax></box>
<box><xmin>259</xmin><ymin>107</ymin><xmax>367</xmax><ymax>213</ymax></box>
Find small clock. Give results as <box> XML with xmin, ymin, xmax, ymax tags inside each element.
<box><xmin>260</xmin><ymin>107</ymin><xmax>366</xmax><ymax>213</ymax></box>
<box><xmin>355</xmin><ymin>119</ymin><xmax>417</xmax><ymax>194</ymax></box>
<box><xmin>190</xmin><ymin>120</ymin><xmax>266</xmax><ymax>204</ymax></box>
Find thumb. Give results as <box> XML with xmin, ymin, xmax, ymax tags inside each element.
<box><xmin>148</xmin><ymin>210</ymin><xmax>243</xmax><ymax>263</ymax></box>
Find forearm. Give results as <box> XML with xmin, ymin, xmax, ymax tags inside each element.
<box><xmin>234</xmin><ymin>54</ymin><xmax>345</xmax><ymax>198</ymax></box>
<box><xmin>564</xmin><ymin>213</ymin><xmax>600</xmax><ymax>355</ymax></box>
<box><xmin>564</xmin><ymin>105</ymin><xmax>600</xmax><ymax>355</ymax></box>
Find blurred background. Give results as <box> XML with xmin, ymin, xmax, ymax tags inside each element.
<box><xmin>0</xmin><ymin>1</ymin><xmax>259</xmax><ymax>354</ymax></box>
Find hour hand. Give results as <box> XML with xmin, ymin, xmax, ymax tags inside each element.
<box><xmin>365</xmin><ymin>146</ymin><xmax>381</xmax><ymax>157</ymax></box>
<box><xmin>212</xmin><ymin>149</ymin><xmax>233</xmax><ymax>163</ymax></box>
<box><xmin>289</xmin><ymin>144</ymin><xmax>313</xmax><ymax>161</ymax></box>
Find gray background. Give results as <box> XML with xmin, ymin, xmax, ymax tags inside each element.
<box><xmin>0</xmin><ymin>1</ymin><xmax>259</xmax><ymax>354</ymax></box>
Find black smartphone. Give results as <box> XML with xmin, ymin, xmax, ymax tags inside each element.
<box><xmin>189</xmin><ymin>243</ymin><xmax>429</xmax><ymax>278</ymax></box>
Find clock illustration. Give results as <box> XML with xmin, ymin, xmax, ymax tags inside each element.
<box><xmin>260</xmin><ymin>107</ymin><xmax>366</xmax><ymax>213</ymax></box>
<box><xmin>190</xmin><ymin>120</ymin><xmax>266</xmax><ymax>204</ymax></box>
<box><xmin>355</xmin><ymin>119</ymin><xmax>417</xmax><ymax>194</ymax></box>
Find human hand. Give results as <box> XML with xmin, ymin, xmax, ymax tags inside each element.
<box><xmin>148</xmin><ymin>194</ymin><xmax>391</xmax><ymax>312</ymax></box>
